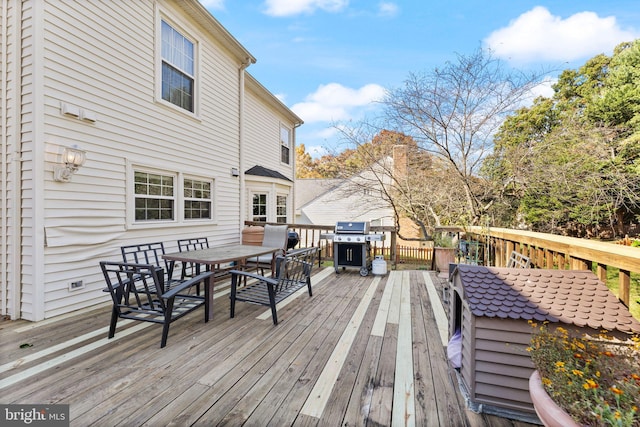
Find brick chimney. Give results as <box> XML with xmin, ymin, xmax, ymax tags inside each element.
<box><xmin>392</xmin><ymin>144</ymin><xmax>407</xmax><ymax>182</ymax></box>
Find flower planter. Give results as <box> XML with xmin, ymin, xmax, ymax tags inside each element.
<box><xmin>529</xmin><ymin>370</ymin><xmax>580</xmax><ymax>427</ymax></box>
<box><xmin>434</xmin><ymin>247</ymin><xmax>456</xmax><ymax>275</ymax></box>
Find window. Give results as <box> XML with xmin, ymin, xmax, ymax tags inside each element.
<box><xmin>276</xmin><ymin>195</ymin><xmax>287</xmax><ymax>223</ymax></box>
<box><xmin>161</xmin><ymin>20</ymin><xmax>194</xmax><ymax>112</ymax></box>
<box><xmin>133</xmin><ymin>169</ymin><xmax>215</xmax><ymax>224</ymax></box>
<box><xmin>252</xmin><ymin>194</ymin><xmax>267</xmax><ymax>222</ymax></box>
<box><xmin>134</xmin><ymin>171</ymin><xmax>175</xmax><ymax>221</ymax></box>
<box><xmin>184</xmin><ymin>178</ymin><xmax>212</xmax><ymax>220</ymax></box>
<box><xmin>280</xmin><ymin>126</ymin><xmax>291</xmax><ymax>164</ymax></box>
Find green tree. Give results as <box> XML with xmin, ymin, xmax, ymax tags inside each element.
<box><xmin>487</xmin><ymin>40</ymin><xmax>640</xmax><ymax>236</ymax></box>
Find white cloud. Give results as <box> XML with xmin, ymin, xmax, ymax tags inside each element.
<box><xmin>264</xmin><ymin>0</ymin><xmax>348</xmax><ymax>17</ymax></box>
<box><xmin>305</xmin><ymin>145</ymin><xmax>329</xmax><ymax>158</ymax></box>
<box><xmin>529</xmin><ymin>77</ymin><xmax>556</xmax><ymax>100</ymax></box>
<box><xmin>291</xmin><ymin>83</ymin><xmax>386</xmax><ymax>123</ymax></box>
<box><xmin>198</xmin><ymin>0</ymin><xmax>225</xmax><ymax>10</ymax></box>
<box><xmin>378</xmin><ymin>2</ymin><xmax>398</xmax><ymax>18</ymax></box>
<box><xmin>484</xmin><ymin>6</ymin><xmax>639</xmax><ymax>64</ymax></box>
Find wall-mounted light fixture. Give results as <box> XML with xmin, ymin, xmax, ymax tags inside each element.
<box><xmin>53</xmin><ymin>146</ymin><xmax>86</xmax><ymax>182</ymax></box>
<box><xmin>231</xmin><ymin>167</ymin><xmax>240</xmax><ymax>177</ymax></box>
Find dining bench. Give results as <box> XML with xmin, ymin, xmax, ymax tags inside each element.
<box><xmin>229</xmin><ymin>246</ymin><xmax>318</xmax><ymax>325</ymax></box>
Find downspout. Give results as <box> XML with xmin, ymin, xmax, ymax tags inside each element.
<box><xmin>32</xmin><ymin>3</ymin><xmax>46</xmax><ymax>320</ymax></box>
<box><xmin>238</xmin><ymin>58</ymin><xmax>251</xmax><ymax>236</ymax></box>
<box><xmin>0</xmin><ymin>0</ymin><xmax>8</xmax><ymax>316</ymax></box>
<box><xmin>2</xmin><ymin>0</ymin><xmax>23</xmax><ymax>319</ymax></box>
<box><xmin>292</xmin><ymin>121</ymin><xmax>302</xmax><ymax>224</ymax></box>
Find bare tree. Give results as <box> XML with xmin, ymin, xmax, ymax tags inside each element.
<box><xmin>381</xmin><ymin>48</ymin><xmax>545</xmax><ymax>225</ymax></box>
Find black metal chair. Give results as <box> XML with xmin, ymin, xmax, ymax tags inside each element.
<box><xmin>177</xmin><ymin>237</ymin><xmax>210</xmax><ymax>280</ymax></box>
<box><xmin>229</xmin><ymin>247</ymin><xmax>318</xmax><ymax>325</ymax></box>
<box><xmin>100</xmin><ymin>261</ymin><xmax>213</xmax><ymax>348</ymax></box>
<box><xmin>120</xmin><ymin>242</ymin><xmax>181</xmax><ymax>291</ymax></box>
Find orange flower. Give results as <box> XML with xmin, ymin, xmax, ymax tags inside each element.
<box><xmin>610</xmin><ymin>386</ymin><xmax>624</xmax><ymax>395</ymax></box>
<box><xmin>583</xmin><ymin>379</ymin><xmax>598</xmax><ymax>390</ymax></box>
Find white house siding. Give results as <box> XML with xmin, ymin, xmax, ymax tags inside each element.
<box><xmin>0</xmin><ymin>0</ymin><xmax>299</xmax><ymax>321</ymax></box>
<box><xmin>243</xmin><ymin>75</ymin><xmax>299</xmax><ymax>223</ymax></box>
<box><xmin>0</xmin><ymin>0</ymin><xmax>23</xmax><ymax>319</ymax></box>
<box><xmin>17</xmin><ymin>0</ymin><xmax>39</xmax><ymax>321</ymax></box>
<box><xmin>296</xmin><ymin>167</ymin><xmax>395</xmax><ymax>228</ymax></box>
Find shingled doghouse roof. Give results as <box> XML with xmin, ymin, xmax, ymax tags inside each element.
<box><xmin>454</xmin><ymin>264</ymin><xmax>640</xmax><ymax>335</ymax></box>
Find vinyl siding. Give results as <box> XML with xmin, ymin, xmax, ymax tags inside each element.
<box><xmin>243</xmin><ymin>78</ymin><xmax>296</xmax><ymax>222</ymax></box>
<box><xmin>244</xmin><ymin>86</ymin><xmax>295</xmax><ymax>178</ymax></box>
<box><xmin>36</xmin><ymin>0</ymin><xmax>244</xmax><ymax>318</ymax></box>
<box><xmin>18</xmin><ymin>0</ymin><xmax>36</xmax><ymax>320</ymax></box>
<box><xmin>297</xmin><ymin>168</ymin><xmax>394</xmax><ymax>227</ymax></box>
<box><xmin>0</xmin><ymin>0</ymin><xmax>21</xmax><ymax>318</ymax></box>
<box><xmin>0</xmin><ymin>0</ymin><xmax>293</xmax><ymax>320</ymax></box>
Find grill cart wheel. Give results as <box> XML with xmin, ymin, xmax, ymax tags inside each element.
<box><xmin>360</xmin><ymin>266</ymin><xmax>369</xmax><ymax>276</ymax></box>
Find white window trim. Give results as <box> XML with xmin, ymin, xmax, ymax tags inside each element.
<box><xmin>127</xmin><ymin>163</ymin><xmax>216</xmax><ymax>229</ymax></box>
<box><xmin>183</xmin><ymin>174</ymin><xmax>215</xmax><ymax>222</ymax></box>
<box><xmin>251</xmin><ymin>192</ymin><xmax>269</xmax><ymax>222</ymax></box>
<box><xmin>155</xmin><ymin>9</ymin><xmax>200</xmax><ymax>118</ymax></box>
<box><xmin>280</xmin><ymin>124</ymin><xmax>291</xmax><ymax>165</ymax></box>
<box><xmin>276</xmin><ymin>193</ymin><xmax>288</xmax><ymax>223</ymax></box>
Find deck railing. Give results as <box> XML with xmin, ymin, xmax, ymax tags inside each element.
<box><xmin>244</xmin><ymin>221</ymin><xmax>398</xmax><ymax>267</ymax></box>
<box><xmin>465</xmin><ymin>226</ymin><xmax>639</xmax><ymax>308</ymax></box>
<box><xmin>243</xmin><ymin>222</ymin><xmax>638</xmax><ymax>307</ymax></box>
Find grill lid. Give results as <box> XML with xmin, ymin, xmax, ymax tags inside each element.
<box><xmin>335</xmin><ymin>221</ymin><xmax>370</xmax><ymax>234</ymax></box>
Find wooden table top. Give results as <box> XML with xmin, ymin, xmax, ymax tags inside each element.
<box><xmin>163</xmin><ymin>244</ymin><xmax>280</xmax><ymax>265</ymax></box>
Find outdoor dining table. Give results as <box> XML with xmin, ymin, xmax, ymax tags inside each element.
<box><xmin>163</xmin><ymin>244</ymin><xmax>280</xmax><ymax>319</ymax></box>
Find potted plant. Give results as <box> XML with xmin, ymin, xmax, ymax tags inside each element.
<box><xmin>527</xmin><ymin>322</ymin><xmax>640</xmax><ymax>426</ymax></box>
<box><xmin>433</xmin><ymin>232</ymin><xmax>457</xmax><ymax>274</ymax></box>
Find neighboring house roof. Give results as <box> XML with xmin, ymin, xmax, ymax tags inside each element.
<box><xmin>295</xmin><ymin>178</ymin><xmax>343</xmax><ymax>208</ymax></box>
<box><xmin>245</xmin><ymin>165</ymin><xmax>292</xmax><ymax>182</ymax></box>
<box><xmin>453</xmin><ymin>264</ymin><xmax>640</xmax><ymax>334</ymax></box>
<box><xmin>294</xmin><ymin>158</ymin><xmax>396</xmax><ymax>226</ymax></box>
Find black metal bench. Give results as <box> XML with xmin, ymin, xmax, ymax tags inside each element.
<box><xmin>229</xmin><ymin>247</ymin><xmax>318</xmax><ymax>325</ymax></box>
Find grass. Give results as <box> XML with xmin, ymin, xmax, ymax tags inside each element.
<box><xmin>601</xmin><ymin>267</ymin><xmax>640</xmax><ymax>321</ymax></box>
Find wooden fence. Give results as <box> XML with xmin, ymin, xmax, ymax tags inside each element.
<box><xmin>372</xmin><ymin>245</ymin><xmax>433</xmax><ymax>266</ymax></box>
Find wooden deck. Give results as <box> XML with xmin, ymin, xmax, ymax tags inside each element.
<box><xmin>0</xmin><ymin>268</ymin><xmax>538</xmax><ymax>426</ymax></box>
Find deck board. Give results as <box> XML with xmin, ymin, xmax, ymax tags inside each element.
<box><xmin>0</xmin><ymin>268</ymin><xmax>538</xmax><ymax>427</ymax></box>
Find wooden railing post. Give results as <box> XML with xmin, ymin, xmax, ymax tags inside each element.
<box><xmin>620</xmin><ymin>270</ymin><xmax>631</xmax><ymax>307</ymax></box>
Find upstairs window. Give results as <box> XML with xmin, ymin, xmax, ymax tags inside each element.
<box><xmin>161</xmin><ymin>20</ymin><xmax>194</xmax><ymax>112</ymax></box>
<box><xmin>280</xmin><ymin>126</ymin><xmax>291</xmax><ymax>164</ymax></box>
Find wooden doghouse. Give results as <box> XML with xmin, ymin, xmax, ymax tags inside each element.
<box><xmin>448</xmin><ymin>265</ymin><xmax>640</xmax><ymax>422</ymax></box>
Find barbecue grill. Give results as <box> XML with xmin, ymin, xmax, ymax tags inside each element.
<box><xmin>321</xmin><ymin>221</ymin><xmax>385</xmax><ymax>276</ymax></box>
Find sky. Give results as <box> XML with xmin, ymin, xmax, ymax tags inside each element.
<box><xmin>198</xmin><ymin>0</ymin><xmax>640</xmax><ymax>158</ymax></box>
